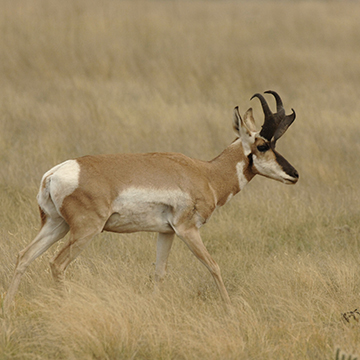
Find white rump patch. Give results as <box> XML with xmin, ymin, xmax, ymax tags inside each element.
<box><xmin>38</xmin><ymin>160</ymin><xmax>81</xmax><ymax>217</ymax></box>
<box><xmin>236</xmin><ymin>161</ymin><xmax>249</xmax><ymax>190</ymax></box>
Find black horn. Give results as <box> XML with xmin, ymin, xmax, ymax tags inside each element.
<box><xmin>251</xmin><ymin>91</ymin><xmax>295</xmax><ymax>143</ymax></box>
<box><xmin>250</xmin><ymin>93</ymin><xmax>272</xmax><ymax>118</ymax></box>
<box><xmin>273</xmin><ymin>108</ymin><xmax>296</xmax><ymax>144</ymax></box>
<box><xmin>265</xmin><ymin>90</ymin><xmax>284</xmax><ymax>115</ymax></box>
<box><xmin>251</xmin><ymin>92</ymin><xmax>282</xmax><ymax>141</ymax></box>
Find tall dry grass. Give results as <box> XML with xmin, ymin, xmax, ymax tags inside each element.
<box><xmin>0</xmin><ymin>0</ymin><xmax>360</xmax><ymax>359</ymax></box>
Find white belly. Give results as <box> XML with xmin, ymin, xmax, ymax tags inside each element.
<box><xmin>103</xmin><ymin>187</ymin><xmax>191</xmax><ymax>233</ymax></box>
<box><xmin>103</xmin><ymin>204</ymin><xmax>173</xmax><ymax>233</ymax></box>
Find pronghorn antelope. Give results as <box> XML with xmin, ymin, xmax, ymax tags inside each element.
<box><xmin>4</xmin><ymin>91</ymin><xmax>298</xmax><ymax>310</ymax></box>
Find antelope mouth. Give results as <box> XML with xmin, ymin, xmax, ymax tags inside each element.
<box><xmin>284</xmin><ymin>175</ymin><xmax>299</xmax><ymax>184</ymax></box>
<box><xmin>282</xmin><ymin>171</ymin><xmax>299</xmax><ymax>184</ymax></box>
<box><xmin>288</xmin><ymin>178</ymin><xmax>298</xmax><ymax>185</ymax></box>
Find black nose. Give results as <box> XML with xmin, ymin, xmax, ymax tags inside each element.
<box><xmin>293</xmin><ymin>170</ymin><xmax>299</xmax><ymax>179</ymax></box>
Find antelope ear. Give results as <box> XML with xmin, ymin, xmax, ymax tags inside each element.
<box><xmin>233</xmin><ymin>106</ymin><xmax>252</xmax><ymax>136</ymax></box>
<box><xmin>233</xmin><ymin>106</ymin><xmax>241</xmax><ymax>135</ymax></box>
<box><xmin>243</xmin><ymin>108</ymin><xmax>256</xmax><ymax>132</ymax></box>
<box><xmin>233</xmin><ymin>106</ymin><xmax>255</xmax><ymax>155</ymax></box>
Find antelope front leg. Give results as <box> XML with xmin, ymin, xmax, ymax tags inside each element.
<box><xmin>175</xmin><ymin>226</ymin><xmax>231</xmax><ymax>305</ymax></box>
<box><xmin>154</xmin><ymin>232</ymin><xmax>175</xmax><ymax>292</ymax></box>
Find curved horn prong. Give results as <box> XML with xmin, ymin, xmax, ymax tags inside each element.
<box><xmin>265</xmin><ymin>90</ymin><xmax>284</xmax><ymax>115</ymax></box>
<box><xmin>251</xmin><ymin>92</ymin><xmax>277</xmax><ymax>141</ymax></box>
<box><xmin>251</xmin><ymin>91</ymin><xmax>296</xmax><ymax>142</ymax></box>
<box><xmin>273</xmin><ymin>109</ymin><xmax>296</xmax><ymax>144</ymax></box>
<box><xmin>250</xmin><ymin>93</ymin><xmax>272</xmax><ymax>118</ymax></box>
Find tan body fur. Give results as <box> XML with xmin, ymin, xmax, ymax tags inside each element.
<box><xmin>4</xmin><ymin>92</ymin><xmax>298</xmax><ymax>311</ymax></box>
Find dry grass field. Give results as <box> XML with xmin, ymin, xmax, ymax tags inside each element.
<box><xmin>0</xmin><ymin>0</ymin><xmax>360</xmax><ymax>358</ymax></box>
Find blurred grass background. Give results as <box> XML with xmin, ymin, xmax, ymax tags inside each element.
<box><xmin>0</xmin><ymin>0</ymin><xmax>360</xmax><ymax>359</ymax></box>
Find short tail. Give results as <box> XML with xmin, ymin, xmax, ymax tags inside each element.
<box><xmin>36</xmin><ymin>166</ymin><xmax>62</xmax><ymax>223</ymax></box>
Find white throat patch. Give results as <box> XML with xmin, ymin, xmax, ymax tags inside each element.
<box><xmin>236</xmin><ymin>161</ymin><xmax>249</xmax><ymax>190</ymax></box>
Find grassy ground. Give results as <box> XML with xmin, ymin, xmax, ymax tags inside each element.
<box><xmin>0</xmin><ymin>0</ymin><xmax>360</xmax><ymax>359</ymax></box>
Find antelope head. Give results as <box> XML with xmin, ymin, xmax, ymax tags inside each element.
<box><xmin>234</xmin><ymin>90</ymin><xmax>299</xmax><ymax>184</ymax></box>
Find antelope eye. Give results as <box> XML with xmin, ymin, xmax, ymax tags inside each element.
<box><xmin>257</xmin><ymin>144</ymin><xmax>269</xmax><ymax>152</ymax></box>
